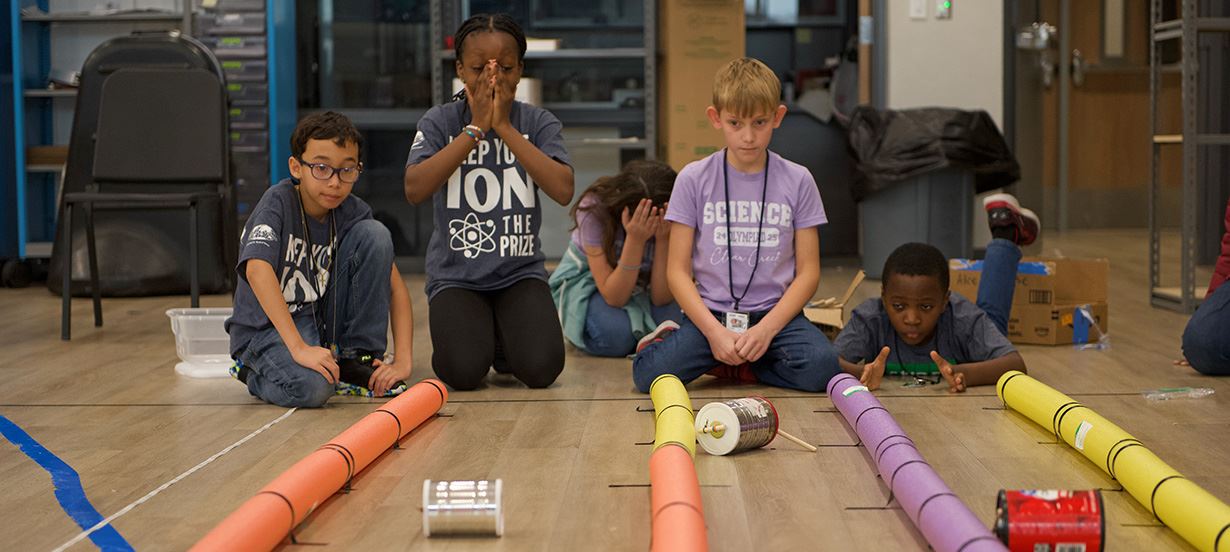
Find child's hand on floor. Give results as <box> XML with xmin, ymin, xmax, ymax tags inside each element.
<box><xmin>292</xmin><ymin>344</ymin><xmax>340</xmax><ymax>385</ymax></box>
<box><xmin>860</xmin><ymin>346</ymin><xmax>889</xmax><ymax>391</ymax></box>
<box><xmin>932</xmin><ymin>351</ymin><xmax>966</xmax><ymax>393</ymax></box>
<box><xmin>1173</xmin><ymin>357</ymin><xmax>1191</xmax><ymax>367</ymax></box>
<box><xmin>369</xmin><ymin>358</ymin><xmax>411</xmax><ymax>397</ymax></box>
<box><xmin>706</xmin><ymin>329</ymin><xmax>746</xmax><ymax>366</ymax></box>
<box><xmin>734</xmin><ymin>324</ymin><xmax>774</xmax><ymax>362</ymax></box>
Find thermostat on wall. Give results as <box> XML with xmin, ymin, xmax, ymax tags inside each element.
<box><xmin>936</xmin><ymin>0</ymin><xmax>953</xmax><ymax>19</ymax></box>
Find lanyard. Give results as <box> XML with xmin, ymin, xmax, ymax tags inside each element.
<box><xmin>722</xmin><ymin>150</ymin><xmax>769</xmax><ymax>312</ymax></box>
<box><xmin>297</xmin><ymin>186</ymin><xmax>337</xmax><ymax>343</ymax></box>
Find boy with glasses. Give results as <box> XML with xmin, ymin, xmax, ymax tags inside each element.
<box><xmin>225</xmin><ymin>111</ymin><xmax>414</xmax><ymax>407</ymax></box>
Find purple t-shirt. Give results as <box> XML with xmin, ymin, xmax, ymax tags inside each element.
<box><xmin>665</xmin><ymin>150</ymin><xmax>826</xmax><ymax>313</ymax></box>
<box><xmin>572</xmin><ymin>193</ymin><xmax>654</xmax><ymax>272</ymax></box>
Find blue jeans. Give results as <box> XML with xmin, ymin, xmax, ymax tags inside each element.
<box><xmin>581</xmin><ymin>292</ymin><xmax>683</xmax><ymax>357</ymax></box>
<box><xmin>976</xmin><ymin>238</ymin><xmax>1023</xmax><ymax>336</ymax></box>
<box><xmin>240</xmin><ymin>220</ymin><xmax>394</xmax><ymax>407</ymax></box>
<box><xmin>1182</xmin><ymin>283</ymin><xmax>1230</xmax><ymax>375</ymax></box>
<box><xmin>632</xmin><ymin>310</ymin><xmax>840</xmax><ymax>393</ymax></box>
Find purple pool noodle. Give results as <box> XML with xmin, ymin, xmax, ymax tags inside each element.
<box><xmin>827</xmin><ymin>374</ymin><xmax>1006</xmax><ymax>552</ymax></box>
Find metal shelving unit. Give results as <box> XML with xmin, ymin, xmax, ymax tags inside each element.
<box><xmin>1148</xmin><ymin>0</ymin><xmax>1230</xmax><ymax>312</ymax></box>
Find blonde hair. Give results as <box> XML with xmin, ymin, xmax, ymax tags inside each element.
<box><xmin>712</xmin><ymin>57</ymin><xmax>781</xmax><ymax>117</ymax></box>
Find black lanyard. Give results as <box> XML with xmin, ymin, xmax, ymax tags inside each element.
<box><xmin>296</xmin><ymin>186</ymin><xmax>337</xmax><ymax>343</ymax></box>
<box><xmin>722</xmin><ymin>150</ymin><xmax>769</xmax><ymax>312</ymax></box>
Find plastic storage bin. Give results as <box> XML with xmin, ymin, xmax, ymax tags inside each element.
<box><xmin>167</xmin><ymin>307</ymin><xmax>233</xmax><ymax>378</ymax></box>
<box><xmin>859</xmin><ymin>168</ymin><xmax>973</xmax><ymax>279</ymax></box>
<box><xmin>219</xmin><ymin>59</ymin><xmax>266</xmax><ymax>83</ymax></box>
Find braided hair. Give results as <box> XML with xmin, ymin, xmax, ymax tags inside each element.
<box><xmin>452</xmin><ymin>13</ymin><xmax>528</xmax><ymax>102</ymax></box>
<box><xmin>570</xmin><ymin>160</ymin><xmax>677</xmax><ymax>268</ymax></box>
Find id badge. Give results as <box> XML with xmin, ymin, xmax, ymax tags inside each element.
<box><xmin>725</xmin><ymin>311</ymin><xmax>749</xmax><ymax>334</ymax></box>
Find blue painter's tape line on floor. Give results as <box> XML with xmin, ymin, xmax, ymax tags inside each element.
<box><xmin>0</xmin><ymin>415</ymin><xmax>133</xmax><ymax>551</ymax></box>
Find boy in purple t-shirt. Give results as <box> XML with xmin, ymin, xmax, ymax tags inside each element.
<box><xmin>631</xmin><ymin>58</ymin><xmax>840</xmax><ymax>393</ymax></box>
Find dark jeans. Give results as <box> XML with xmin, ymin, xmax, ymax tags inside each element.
<box><xmin>429</xmin><ymin>278</ymin><xmax>564</xmax><ymax>390</ymax></box>
<box><xmin>240</xmin><ymin>220</ymin><xmax>394</xmax><ymax>407</ymax></box>
<box><xmin>976</xmin><ymin>238</ymin><xmax>1023</xmax><ymax>336</ymax></box>
<box><xmin>581</xmin><ymin>292</ymin><xmax>683</xmax><ymax>357</ymax></box>
<box><xmin>1182</xmin><ymin>283</ymin><xmax>1230</xmax><ymax>375</ymax></box>
<box><xmin>631</xmin><ymin>310</ymin><xmax>840</xmax><ymax>393</ymax></box>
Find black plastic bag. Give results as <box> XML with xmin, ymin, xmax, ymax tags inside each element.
<box><xmin>846</xmin><ymin>106</ymin><xmax>1020</xmax><ymax>202</ymax></box>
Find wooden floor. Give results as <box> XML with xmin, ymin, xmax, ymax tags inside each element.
<box><xmin>1</xmin><ymin>229</ymin><xmax>1226</xmax><ymax>551</ymax></box>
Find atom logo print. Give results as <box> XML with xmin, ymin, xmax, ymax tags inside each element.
<box><xmin>449</xmin><ymin>213</ymin><xmax>497</xmax><ymax>258</ymax></box>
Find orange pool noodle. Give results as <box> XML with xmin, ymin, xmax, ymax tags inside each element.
<box><xmin>191</xmin><ymin>379</ymin><xmax>448</xmax><ymax>552</ymax></box>
<box><xmin>649</xmin><ymin>444</ymin><xmax>707</xmax><ymax>552</ymax></box>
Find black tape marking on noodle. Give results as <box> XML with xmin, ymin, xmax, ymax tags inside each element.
<box><xmin>374</xmin><ymin>409</ymin><xmax>404</xmax><ymax>448</ymax></box>
<box><xmin>1149</xmin><ymin>474</ymin><xmax>1186</xmax><ymax>525</ymax></box>
<box><xmin>1105</xmin><ymin>439</ymin><xmax>1143</xmax><ymax>480</ymax></box>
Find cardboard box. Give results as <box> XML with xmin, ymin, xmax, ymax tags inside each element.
<box><xmin>1008</xmin><ymin>302</ymin><xmax>1109</xmax><ymax>346</ymax></box>
<box><xmin>949</xmin><ymin>256</ymin><xmax>1109</xmax><ymax>306</ymax></box>
<box><xmin>804</xmin><ymin>270</ymin><xmax>866</xmax><ymax>341</ymax></box>
<box><xmin>658</xmin><ymin>0</ymin><xmax>745</xmax><ymax>171</ymax></box>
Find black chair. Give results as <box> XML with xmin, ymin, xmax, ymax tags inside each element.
<box><xmin>59</xmin><ymin>67</ymin><xmax>229</xmax><ymax>340</ymax></box>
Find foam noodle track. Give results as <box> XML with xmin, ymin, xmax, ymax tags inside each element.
<box><xmin>650</xmin><ymin>373</ymin><xmax>696</xmax><ymax>457</ymax></box>
<box><xmin>997</xmin><ymin>371</ymin><xmax>1230</xmax><ymax>552</ymax></box>
<box><xmin>191</xmin><ymin>379</ymin><xmax>449</xmax><ymax>552</ymax></box>
<box><xmin>828</xmin><ymin>374</ymin><xmax>1008</xmax><ymax>552</ymax></box>
<box><xmin>648</xmin><ymin>374</ymin><xmax>706</xmax><ymax>551</ymax></box>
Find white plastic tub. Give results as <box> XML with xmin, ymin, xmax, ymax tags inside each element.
<box><xmin>166</xmin><ymin>307</ymin><xmax>234</xmax><ymax>378</ymax></box>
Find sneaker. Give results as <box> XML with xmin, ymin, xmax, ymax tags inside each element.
<box><xmin>229</xmin><ymin>360</ymin><xmax>250</xmax><ymax>384</ymax></box>
<box><xmin>983</xmin><ymin>193</ymin><xmax>1040</xmax><ymax>246</ymax></box>
<box><xmin>635</xmin><ymin>320</ymin><xmax>680</xmax><ymax>354</ymax></box>
<box><xmin>338</xmin><ymin>350</ymin><xmax>380</xmax><ymax>389</ymax></box>
<box><xmin>705</xmin><ymin>363</ymin><xmax>759</xmax><ymax>384</ymax></box>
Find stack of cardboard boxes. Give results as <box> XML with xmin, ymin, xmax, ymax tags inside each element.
<box><xmin>949</xmin><ymin>257</ymin><xmax>1111</xmax><ymax>345</ymax></box>
<box><xmin>658</xmin><ymin>0</ymin><xmax>745</xmax><ymax>171</ymax></box>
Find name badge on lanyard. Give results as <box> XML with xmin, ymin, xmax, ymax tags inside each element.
<box><xmin>725</xmin><ymin>311</ymin><xmax>749</xmax><ymax>334</ymax></box>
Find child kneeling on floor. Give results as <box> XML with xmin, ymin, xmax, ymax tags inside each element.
<box><xmin>835</xmin><ymin>194</ymin><xmax>1036</xmax><ymax>392</ymax></box>
<box><xmin>631</xmin><ymin>57</ymin><xmax>840</xmax><ymax>393</ymax></box>
<box><xmin>225</xmin><ymin>111</ymin><xmax>414</xmax><ymax>407</ymax></box>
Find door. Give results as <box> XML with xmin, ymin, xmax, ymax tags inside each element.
<box><xmin>1014</xmin><ymin>0</ymin><xmax>1181</xmax><ymax>231</ymax></box>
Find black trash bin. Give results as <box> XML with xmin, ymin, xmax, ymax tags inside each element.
<box><xmin>847</xmin><ymin>107</ymin><xmax>1019</xmax><ymax>278</ymax></box>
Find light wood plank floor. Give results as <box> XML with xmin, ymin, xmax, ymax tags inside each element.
<box><xmin>0</xmin><ymin>229</ymin><xmax>1226</xmax><ymax>551</ymax></box>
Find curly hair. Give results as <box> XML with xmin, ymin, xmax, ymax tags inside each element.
<box><xmin>570</xmin><ymin>160</ymin><xmax>677</xmax><ymax>268</ymax></box>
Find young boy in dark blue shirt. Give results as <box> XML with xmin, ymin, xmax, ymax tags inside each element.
<box><xmin>835</xmin><ymin>194</ymin><xmax>1038</xmax><ymax>392</ymax></box>
<box><xmin>226</xmin><ymin>112</ymin><xmax>413</xmax><ymax>407</ymax></box>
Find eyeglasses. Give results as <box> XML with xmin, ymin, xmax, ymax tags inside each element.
<box><xmin>298</xmin><ymin>158</ymin><xmax>363</xmax><ymax>183</ymax></box>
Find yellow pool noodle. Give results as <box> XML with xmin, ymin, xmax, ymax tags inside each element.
<box><xmin>997</xmin><ymin>371</ymin><xmax>1230</xmax><ymax>552</ymax></box>
<box><xmin>650</xmin><ymin>374</ymin><xmax>696</xmax><ymax>457</ymax></box>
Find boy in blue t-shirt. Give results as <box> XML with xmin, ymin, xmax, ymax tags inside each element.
<box><xmin>835</xmin><ymin>194</ymin><xmax>1038</xmax><ymax>392</ymax></box>
<box><xmin>226</xmin><ymin>112</ymin><xmax>413</xmax><ymax>407</ymax></box>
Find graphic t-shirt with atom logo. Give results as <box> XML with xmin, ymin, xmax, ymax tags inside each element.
<box><xmin>407</xmin><ymin>100</ymin><xmax>571</xmax><ymax>299</ymax></box>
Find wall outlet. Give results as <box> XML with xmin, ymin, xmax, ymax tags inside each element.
<box><xmin>909</xmin><ymin>0</ymin><xmax>927</xmax><ymax>20</ymax></box>
<box><xmin>936</xmin><ymin>0</ymin><xmax>953</xmax><ymax>19</ymax></box>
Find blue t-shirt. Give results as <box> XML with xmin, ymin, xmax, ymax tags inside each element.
<box><xmin>406</xmin><ymin>100</ymin><xmax>571</xmax><ymax>299</ymax></box>
<box><xmin>833</xmin><ymin>293</ymin><xmax>1016</xmax><ymax>374</ymax></box>
<box><xmin>225</xmin><ymin>179</ymin><xmax>373</xmax><ymax>356</ymax></box>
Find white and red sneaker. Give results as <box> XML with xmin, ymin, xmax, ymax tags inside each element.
<box><xmin>635</xmin><ymin>320</ymin><xmax>680</xmax><ymax>354</ymax></box>
<box><xmin>983</xmin><ymin>193</ymin><xmax>1040</xmax><ymax>246</ymax></box>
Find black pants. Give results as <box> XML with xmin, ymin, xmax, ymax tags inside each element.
<box><xmin>429</xmin><ymin>278</ymin><xmax>564</xmax><ymax>390</ymax></box>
